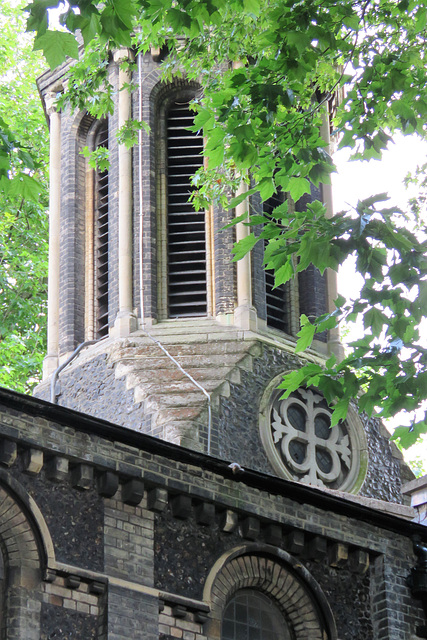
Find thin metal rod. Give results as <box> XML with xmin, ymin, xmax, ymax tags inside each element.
<box><xmin>138</xmin><ymin>51</ymin><xmax>145</xmax><ymax>328</ymax></box>
<box><xmin>50</xmin><ymin>339</ymin><xmax>106</xmax><ymax>404</ymax></box>
<box><xmin>136</xmin><ymin>50</ymin><xmax>211</xmax><ymax>453</ymax></box>
<box><xmin>142</xmin><ymin>329</ymin><xmax>212</xmax><ymax>455</ymax></box>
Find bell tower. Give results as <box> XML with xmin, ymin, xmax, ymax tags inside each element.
<box><xmin>35</xmin><ymin>46</ymin><xmax>407</xmax><ymax>502</ymax></box>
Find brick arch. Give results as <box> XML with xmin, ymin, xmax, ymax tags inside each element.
<box><xmin>204</xmin><ymin>545</ymin><xmax>337</xmax><ymax>640</ymax></box>
<box><xmin>0</xmin><ymin>469</ymin><xmax>55</xmax><ymax>572</ymax></box>
<box><xmin>0</xmin><ymin>471</ymin><xmax>55</xmax><ymax>640</ymax></box>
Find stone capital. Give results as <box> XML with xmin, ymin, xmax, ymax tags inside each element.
<box><xmin>113</xmin><ymin>48</ymin><xmax>134</xmax><ymax>63</ymax></box>
<box><xmin>45</xmin><ymin>91</ymin><xmax>59</xmax><ymax>116</ymax></box>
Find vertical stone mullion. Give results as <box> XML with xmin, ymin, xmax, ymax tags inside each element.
<box><xmin>113</xmin><ymin>49</ymin><xmax>137</xmax><ymax>337</ymax></box>
<box><xmin>43</xmin><ymin>92</ymin><xmax>61</xmax><ymax>378</ymax></box>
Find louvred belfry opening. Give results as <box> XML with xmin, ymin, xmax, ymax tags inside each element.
<box><xmin>166</xmin><ymin>101</ymin><xmax>206</xmax><ymax>317</ymax></box>
<box><xmin>264</xmin><ymin>191</ymin><xmax>290</xmax><ymax>333</ymax></box>
<box><xmin>94</xmin><ymin>120</ymin><xmax>109</xmax><ymax>337</ymax></box>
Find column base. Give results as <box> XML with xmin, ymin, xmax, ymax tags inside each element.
<box><xmin>234</xmin><ymin>305</ymin><xmax>258</xmax><ymax>331</ymax></box>
<box><xmin>111</xmin><ymin>311</ymin><xmax>138</xmax><ymax>338</ymax></box>
<box><xmin>43</xmin><ymin>355</ymin><xmax>59</xmax><ymax>380</ymax></box>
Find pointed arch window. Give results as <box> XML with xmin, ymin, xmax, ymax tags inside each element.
<box><xmin>165</xmin><ymin>98</ymin><xmax>206</xmax><ymax>318</ymax></box>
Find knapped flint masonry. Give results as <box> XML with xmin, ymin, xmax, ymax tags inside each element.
<box><xmin>0</xmin><ymin>44</ymin><xmax>422</xmax><ymax>639</ymax></box>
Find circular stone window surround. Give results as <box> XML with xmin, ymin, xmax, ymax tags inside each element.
<box><xmin>259</xmin><ymin>372</ymin><xmax>368</xmax><ymax>494</ymax></box>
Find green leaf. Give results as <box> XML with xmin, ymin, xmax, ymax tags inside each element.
<box><xmin>259</xmin><ymin>177</ymin><xmax>276</xmax><ymax>201</ymax></box>
<box><xmin>232</xmin><ymin>233</ymin><xmax>258</xmax><ymax>261</ymax></box>
<box><xmin>33</xmin><ymin>30</ymin><xmax>79</xmax><ymax>69</ymax></box>
<box><xmin>243</xmin><ymin>0</ymin><xmax>260</xmax><ymax>14</ymax></box>
<box><xmin>295</xmin><ymin>315</ymin><xmax>316</xmax><ymax>353</ymax></box>
<box><xmin>414</xmin><ymin>8</ymin><xmax>427</xmax><ymax>32</ymax></box>
<box><xmin>8</xmin><ymin>174</ymin><xmax>42</xmax><ymax>201</ymax></box>
<box><xmin>228</xmin><ymin>187</ymin><xmax>257</xmax><ymax>209</ymax></box>
<box><xmin>363</xmin><ymin>307</ymin><xmax>386</xmax><ymax>337</ymax></box>
<box><xmin>391</xmin><ymin>424</ymin><xmax>426</xmax><ymax>448</ymax></box>
<box><xmin>112</xmin><ymin>0</ymin><xmax>136</xmax><ymax>29</ymax></box>
<box><xmin>274</xmin><ymin>260</ymin><xmax>294</xmax><ymax>285</ymax></box>
<box><xmin>221</xmin><ymin>212</ymin><xmax>248</xmax><ymax>230</ymax></box>
<box><xmin>334</xmin><ymin>294</ymin><xmax>346</xmax><ymax>308</ymax></box>
<box><xmin>277</xmin><ymin>368</ymin><xmax>307</xmax><ymax>398</ymax></box>
<box><xmin>330</xmin><ymin>398</ymin><xmax>350</xmax><ymax>427</ymax></box>
<box><xmin>288</xmin><ymin>177</ymin><xmax>311</xmax><ymax>202</ymax></box>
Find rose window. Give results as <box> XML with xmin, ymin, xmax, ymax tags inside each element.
<box><xmin>270</xmin><ymin>388</ymin><xmax>353</xmax><ymax>490</ymax></box>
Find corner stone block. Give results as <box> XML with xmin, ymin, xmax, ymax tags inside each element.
<box><xmin>349</xmin><ymin>549</ymin><xmax>370</xmax><ymax>574</ymax></box>
<box><xmin>307</xmin><ymin>536</ymin><xmax>327</xmax><ymax>562</ymax></box>
<box><xmin>147</xmin><ymin>487</ymin><xmax>168</xmax><ymax>512</ymax></box>
<box><xmin>122</xmin><ymin>478</ymin><xmax>144</xmax><ymax>506</ymax></box>
<box><xmin>71</xmin><ymin>464</ymin><xmax>93</xmax><ymax>490</ymax></box>
<box><xmin>328</xmin><ymin>542</ymin><xmax>349</xmax><ymax>568</ymax></box>
<box><xmin>221</xmin><ymin>510</ymin><xmax>238</xmax><ymax>533</ymax></box>
<box><xmin>285</xmin><ymin>530</ymin><xmax>305</xmax><ymax>555</ymax></box>
<box><xmin>194</xmin><ymin>612</ymin><xmax>209</xmax><ymax>624</ymax></box>
<box><xmin>0</xmin><ymin>439</ymin><xmax>17</xmax><ymax>467</ymax></box>
<box><xmin>195</xmin><ymin>502</ymin><xmax>216</xmax><ymax>526</ymax></box>
<box><xmin>264</xmin><ymin>524</ymin><xmax>283</xmax><ymax>546</ymax></box>
<box><xmin>97</xmin><ymin>471</ymin><xmax>119</xmax><ymax>498</ymax></box>
<box><xmin>46</xmin><ymin>456</ymin><xmax>69</xmax><ymax>482</ymax></box>
<box><xmin>44</xmin><ymin>569</ymin><xmax>56</xmax><ymax>583</ymax></box>
<box><xmin>23</xmin><ymin>448</ymin><xmax>43</xmax><ymax>475</ymax></box>
<box><xmin>241</xmin><ymin>517</ymin><xmax>260</xmax><ymax>541</ymax></box>
<box><xmin>171</xmin><ymin>494</ymin><xmax>192</xmax><ymax>519</ymax></box>
<box><xmin>89</xmin><ymin>581</ymin><xmax>106</xmax><ymax>595</ymax></box>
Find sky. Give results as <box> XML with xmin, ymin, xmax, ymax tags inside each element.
<box><xmin>333</xmin><ymin>134</ymin><xmax>427</xmax><ymax>472</ymax></box>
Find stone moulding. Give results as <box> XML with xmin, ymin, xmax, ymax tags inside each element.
<box><xmin>203</xmin><ymin>543</ymin><xmax>338</xmax><ymax>640</ymax></box>
<box><xmin>258</xmin><ymin>371</ymin><xmax>368</xmax><ymax>494</ymax></box>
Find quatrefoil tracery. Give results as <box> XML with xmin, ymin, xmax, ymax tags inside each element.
<box><xmin>271</xmin><ymin>388</ymin><xmax>352</xmax><ymax>489</ymax></box>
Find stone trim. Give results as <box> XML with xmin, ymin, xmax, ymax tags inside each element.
<box><xmin>0</xmin><ymin>472</ymin><xmax>56</xmax><ymax>640</ymax></box>
<box><xmin>0</xmin><ymin>437</ymin><xmax>377</xmax><ymax>563</ymax></box>
<box><xmin>152</xmin><ymin>79</ymin><xmax>212</xmax><ymax>321</ymax></box>
<box><xmin>258</xmin><ymin>372</ymin><xmax>368</xmax><ymax>494</ymax></box>
<box><xmin>0</xmin><ymin>469</ymin><xmax>55</xmax><ymax>572</ymax></box>
<box><xmin>203</xmin><ymin>544</ymin><xmax>337</xmax><ymax>640</ymax></box>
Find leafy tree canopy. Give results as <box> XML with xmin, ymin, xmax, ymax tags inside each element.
<box><xmin>25</xmin><ymin>0</ymin><xmax>427</xmax><ymax>446</ymax></box>
<box><xmin>0</xmin><ymin>1</ymin><xmax>48</xmax><ymax>392</ymax></box>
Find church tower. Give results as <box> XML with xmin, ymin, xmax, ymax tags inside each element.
<box><xmin>0</xmin><ymin>41</ymin><xmax>421</xmax><ymax>640</ymax></box>
<box><xmin>35</xmin><ymin>46</ymin><xmax>410</xmax><ymax>502</ymax></box>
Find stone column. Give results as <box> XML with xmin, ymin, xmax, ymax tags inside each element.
<box><xmin>320</xmin><ymin>109</ymin><xmax>345</xmax><ymax>361</ymax></box>
<box><xmin>113</xmin><ymin>49</ymin><xmax>137</xmax><ymax>336</ymax></box>
<box><xmin>43</xmin><ymin>92</ymin><xmax>61</xmax><ymax>378</ymax></box>
<box><xmin>234</xmin><ymin>179</ymin><xmax>257</xmax><ymax>331</ymax></box>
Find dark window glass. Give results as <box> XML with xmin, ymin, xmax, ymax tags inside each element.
<box><xmin>222</xmin><ymin>590</ymin><xmax>292</xmax><ymax>640</ymax></box>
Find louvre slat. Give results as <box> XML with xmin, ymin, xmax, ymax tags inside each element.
<box><xmin>94</xmin><ymin>119</ymin><xmax>109</xmax><ymax>338</ymax></box>
<box><xmin>264</xmin><ymin>192</ymin><xmax>290</xmax><ymax>333</ymax></box>
<box><xmin>166</xmin><ymin>100</ymin><xmax>206</xmax><ymax>318</ymax></box>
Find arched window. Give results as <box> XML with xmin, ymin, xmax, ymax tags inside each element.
<box><xmin>204</xmin><ymin>547</ymin><xmax>337</xmax><ymax>640</ymax></box>
<box><xmin>222</xmin><ymin>589</ymin><xmax>292</xmax><ymax>640</ymax></box>
<box><xmin>263</xmin><ymin>191</ymin><xmax>293</xmax><ymax>334</ymax></box>
<box><xmin>93</xmin><ymin>119</ymin><xmax>109</xmax><ymax>337</ymax></box>
<box><xmin>166</xmin><ymin>98</ymin><xmax>206</xmax><ymax>317</ymax></box>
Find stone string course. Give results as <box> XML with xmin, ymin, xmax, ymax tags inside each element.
<box><xmin>35</xmin><ymin>328</ymin><xmax>409</xmax><ymax>505</ymax></box>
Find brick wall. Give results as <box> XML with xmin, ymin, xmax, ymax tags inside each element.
<box><xmin>0</xmin><ymin>391</ymin><xmax>424</xmax><ymax>639</ymax></box>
